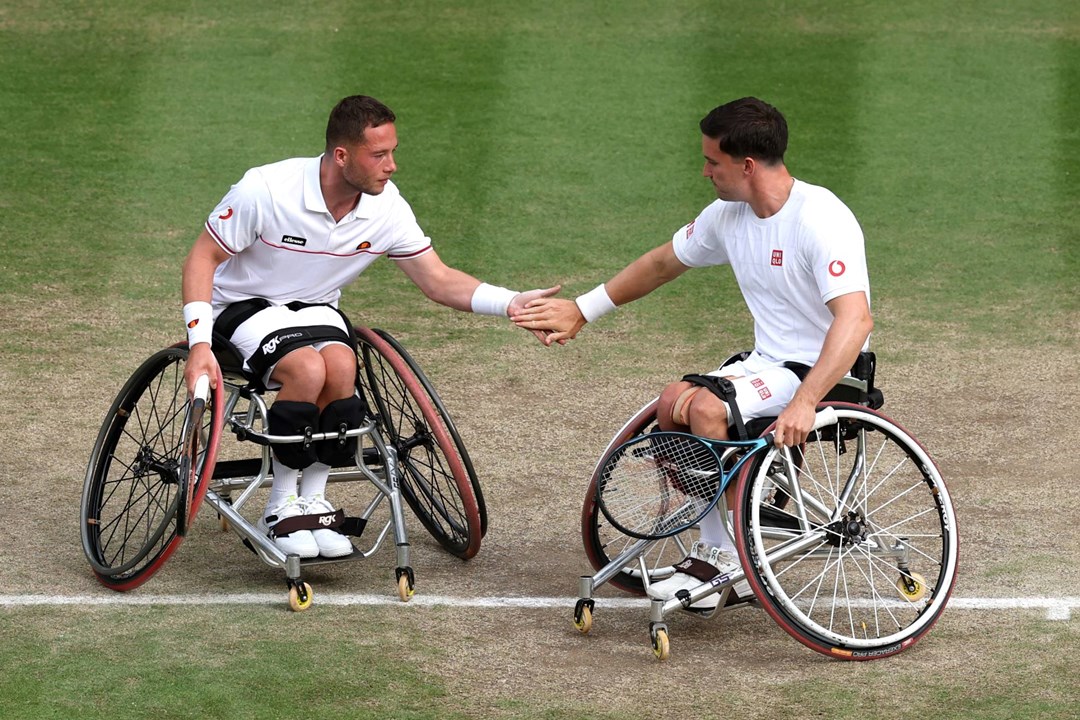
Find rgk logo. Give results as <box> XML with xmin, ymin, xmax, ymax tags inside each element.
<box><xmin>318</xmin><ymin>515</ymin><xmax>335</xmax><ymax>527</ymax></box>
<box><xmin>262</xmin><ymin>332</ymin><xmax>303</xmax><ymax>355</ymax></box>
<box><xmin>771</xmin><ymin>249</ymin><xmax>783</xmax><ymax>266</ymax></box>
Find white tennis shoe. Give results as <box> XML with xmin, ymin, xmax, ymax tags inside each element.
<box><xmin>257</xmin><ymin>495</ymin><xmax>319</xmax><ymax>558</ymax></box>
<box><xmin>646</xmin><ymin>541</ymin><xmax>752</xmax><ymax>609</ymax></box>
<box><xmin>302</xmin><ymin>494</ymin><xmax>354</xmax><ymax>558</ymax></box>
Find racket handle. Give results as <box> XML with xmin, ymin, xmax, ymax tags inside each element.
<box><xmin>811</xmin><ymin>406</ymin><xmax>838</xmax><ymax>430</ymax></box>
<box><xmin>193</xmin><ymin>373</ymin><xmax>211</xmax><ymax>403</ymax></box>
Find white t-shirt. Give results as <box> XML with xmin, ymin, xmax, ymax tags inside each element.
<box><xmin>672</xmin><ymin>179</ymin><xmax>870</xmax><ymax>366</ymax></box>
<box><xmin>204</xmin><ymin>156</ymin><xmax>432</xmax><ymax>313</ymax></box>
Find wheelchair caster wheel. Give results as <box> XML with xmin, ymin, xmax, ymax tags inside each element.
<box><xmin>288</xmin><ymin>582</ymin><xmax>313</xmax><ymax>612</ymax></box>
<box><xmin>397</xmin><ymin>569</ymin><xmax>415</xmax><ymax>602</ymax></box>
<box><xmin>573</xmin><ymin>599</ymin><xmax>594</xmax><ymax>634</ymax></box>
<box><xmin>651</xmin><ymin>628</ymin><xmax>670</xmax><ymax>661</ymax></box>
<box><xmin>574</xmin><ymin>605</ymin><xmax>593</xmax><ymax>634</ymax></box>
<box><xmin>896</xmin><ymin>572</ymin><xmax>927</xmax><ymax>601</ymax></box>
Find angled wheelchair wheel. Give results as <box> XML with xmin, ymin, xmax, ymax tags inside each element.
<box><xmin>581</xmin><ymin>400</ymin><xmax>701</xmax><ymax>595</ymax></box>
<box><xmin>370</xmin><ymin>328</ymin><xmax>487</xmax><ymax>537</ymax></box>
<box><xmin>355</xmin><ymin>327</ymin><xmax>482</xmax><ymax>559</ymax></box>
<box><xmin>81</xmin><ymin>345</ymin><xmax>224</xmax><ymax>590</ymax></box>
<box><xmin>733</xmin><ymin>403</ymin><xmax>959</xmax><ymax>660</ymax></box>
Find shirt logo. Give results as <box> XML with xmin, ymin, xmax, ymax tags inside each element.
<box><xmin>218</xmin><ymin>207</ymin><xmax>234</xmax><ymax>220</ymax></box>
<box><xmin>771</xmin><ymin>249</ymin><xmax>783</xmax><ymax>266</ymax></box>
<box><xmin>686</xmin><ymin>221</ymin><xmax>695</xmax><ymax>238</ymax></box>
<box><xmin>357</xmin><ymin>241</ymin><xmax>371</xmax><ymax>250</ymax></box>
<box><xmin>281</xmin><ymin>235</ymin><xmax>307</xmax><ymax>247</ymax></box>
<box><xmin>829</xmin><ymin>260</ymin><xmax>846</xmax><ymax>277</ymax></box>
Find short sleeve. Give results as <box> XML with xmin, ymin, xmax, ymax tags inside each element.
<box><xmin>671</xmin><ymin>200</ymin><xmax>730</xmax><ymax>268</ymax></box>
<box><xmin>204</xmin><ymin>169</ymin><xmax>267</xmax><ymax>255</ymax></box>
<box><xmin>387</xmin><ymin>195</ymin><xmax>433</xmax><ymax>260</ymax></box>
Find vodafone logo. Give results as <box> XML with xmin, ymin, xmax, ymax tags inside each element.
<box><xmin>829</xmin><ymin>260</ymin><xmax>846</xmax><ymax>277</ymax></box>
<box><xmin>218</xmin><ymin>207</ymin><xmax>234</xmax><ymax>220</ymax></box>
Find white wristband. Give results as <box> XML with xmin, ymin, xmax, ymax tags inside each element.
<box><xmin>575</xmin><ymin>284</ymin><xmax>617</xmax><ymax>323</ymax></box>
<box><xmin>183</xmin><ymin>301</ymin><xmax>214</xmax><ymax>347</ymax></box>
<box><xmin>470</xmin><ymin>283</ymin><xmax>519</xmax><ymax>317</ymax></box>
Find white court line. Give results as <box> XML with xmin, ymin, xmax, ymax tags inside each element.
<box><xmin>0</xmin><ymin>594</ymin><xmax>1075</xmax><ymax>619</ymax></box>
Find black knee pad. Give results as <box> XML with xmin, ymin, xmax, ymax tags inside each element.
<box><xmin>318</xmin><ymin>395</ymin><xmax>366</xmax><ymax>467</ymax></box>
<box><xmin>268</xmin><ymin>400</ymin><xmax>320</xmax><ymax>469</ymax></box>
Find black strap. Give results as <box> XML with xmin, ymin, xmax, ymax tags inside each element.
<box><xmin>215</xmin><ymin>298</ymin><xmax>273</xmax><ymax>340</ymax></box>
<box><xmin>248</xmin><ymin>324</ymin><xmax>354</xmax><ymax>379</ymax></box>
<box><xmin>681</xmin><ymin>374</ymin><xmax>749</xmax><ymax>441</ymax></box>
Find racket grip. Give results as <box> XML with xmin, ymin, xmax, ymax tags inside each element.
<box><xmin>811</xmin><ymin>406</ymin><xmax>838</xmax><ymax>430</ymax></box>
<box><xmin>193</xmin><ymin>373</ymin><xmax>211</xmax><ymax>403</ymax></box>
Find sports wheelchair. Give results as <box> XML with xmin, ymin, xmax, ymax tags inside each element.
<box><xmin>573</xmin><ymin>352</ymin><xmax>959</xmax><ymax>660</ymax></box>
<box><xmin>80</xmin><ymin>326</ymin><xmax>485</xmax><ymax>610</ymax></box>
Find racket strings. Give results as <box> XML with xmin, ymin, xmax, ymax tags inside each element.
<box><xmin>598</xmin><ymin>433</ymin><xmax>723</xmax><ymax>539</ymax></box>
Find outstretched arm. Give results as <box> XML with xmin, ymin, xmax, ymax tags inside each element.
<box><xmin>771</xmin><ymin>291</ymin><xmax>873</xmax><ymax>447</ymax></box>
<box><xmin>395</xmin><ymin>249</ymin><xmax>561</xmax><ymax>343</ymax></box>
<box><xmin>510</xmin><ymin>241</ymin><xmax>690</xmax><ymax>345</ymax></box>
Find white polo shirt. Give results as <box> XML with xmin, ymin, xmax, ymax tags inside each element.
<box><xmin>204</xmin><ymin>155</ymin><xmax>432</xmax><ymax>313</ymax></box>
<box><xmin>672</xmin><ymin>179</ymin><xmax>870</xmax><ymax>366</ymax></box>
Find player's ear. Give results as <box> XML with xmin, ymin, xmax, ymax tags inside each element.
<box><xmin>332</xmin><ymin>145</ymin><xmax>348</xmax><ymax>165</ymax></box>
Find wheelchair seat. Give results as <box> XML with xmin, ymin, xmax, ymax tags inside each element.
<box><xmin>725</xmin><ymin>350</ymin><xmax>884</xmax><ymax>439</ymax></box>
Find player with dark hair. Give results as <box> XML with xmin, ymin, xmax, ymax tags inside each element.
<box><xmin>512</xmin><ymin>96</ymin><xmax>873</xmax><ymax>609</ymax></box>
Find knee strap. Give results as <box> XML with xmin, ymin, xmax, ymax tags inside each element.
<box><xmin>268</xmin><ymin>401</ymin><xmax>320</xmax><ymax>469</ymax></box>
<box><xmin>670</xmin><ymin>386</ymin><xmax>703</xmax><ymax>427</ymax></box>
<box><xmin>681</xmin><ymin>374</ymin><xmax>749</xmax><ymax>441</ymax></box>
<box><xmin>318</xmin><ymin>395</ymin><xmax>366</xmax><ymax>467</ymax></box>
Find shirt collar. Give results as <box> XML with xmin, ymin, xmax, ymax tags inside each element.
<box><xmin>304</xmin><ymin>154</ymin><xmax>377</xmax><ymax>220</ymax></box>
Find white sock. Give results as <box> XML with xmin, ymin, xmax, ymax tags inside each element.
<box><xmin>267</xmin><ymin>457</ymin><xmax>299</xmax><ymax>512</ymax></box>
<box><xmin>299</xmin><ymin>462</ymin><xmax>331</xmax><ymax>500</ymax></box>
<box><xmin>699</xmin><ymin>509</ymin><xmax>738</xmax><ymax>554</ymax></box>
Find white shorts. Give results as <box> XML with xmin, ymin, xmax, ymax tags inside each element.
<box><xmin>705</xmin><ymin>351</ymin><xmax>803</xmax><ymax>422</ymax></box>
<box><xmin>229</xmin><ymin>304</ymin><xmax>350</xmax><ymax>387</ymax></box>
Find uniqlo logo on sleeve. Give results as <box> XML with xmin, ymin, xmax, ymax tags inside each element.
<box><xmin>771</xmin><ymin>249</ymin><xmax>783</xmax><ymax>266</ymax></box>
<box><xmin>686</xmin><ymin>221</ymin><xmax>695</xmax><ymax>238</ymax></box>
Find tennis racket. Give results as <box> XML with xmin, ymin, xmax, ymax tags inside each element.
<box><xmin>596</xmin><ymin>430</ymin><xmax>752</xmax><ymax>541</ymax></box>
<box><xmin>176</xmin><ymin>373</ymin><xmax>210</xmax><ymax>536</ymax></box>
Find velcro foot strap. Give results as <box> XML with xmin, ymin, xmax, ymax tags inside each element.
<box><xmin>672</xmin><ymin>556</ymin><xmax>725</xmax><ymax>583</ymax></box>
<box><xmin>267</xmin><ymin>509</ymin><xmax>345</xmax><ymax>538</ymax></box>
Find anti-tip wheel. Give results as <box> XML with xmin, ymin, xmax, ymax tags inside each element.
<box><xmin>288</xmin><ymin>582</ymin><xmax>313</xmax><ymax>612</ymax></box>
<box><xmin>896</xmin><ymin>572</ymin><xmax>928</xmax><ymax>601</ymax></box>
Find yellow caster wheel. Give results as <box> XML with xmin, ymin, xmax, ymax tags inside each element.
<box><xmin>896</xmin><ymin>572</ymin><xmax>927</xmax><ymax>601</ymax></box>
<box><xmin>288</xmin><ymin>582</ymin><xmax>313</xmax><ymax>612</ymax></box>
<box><xmin>574</xmin><ymin>604</ymin><xmax>593</xmax><ymax>634</ymax></box>
<box><xmin>652</xmin><ymin>629</ymin><xmax>670</xmax><ymax>661</ymax></box>
<box><xmin>397</xmin><ymin>573</ymin><xmax>415</xmax><ymax>602</ymax></box>
<box><xmin>219</xmin><ymin>515</ymin><xmax>229</xmax><ymax>532</ymax></box>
